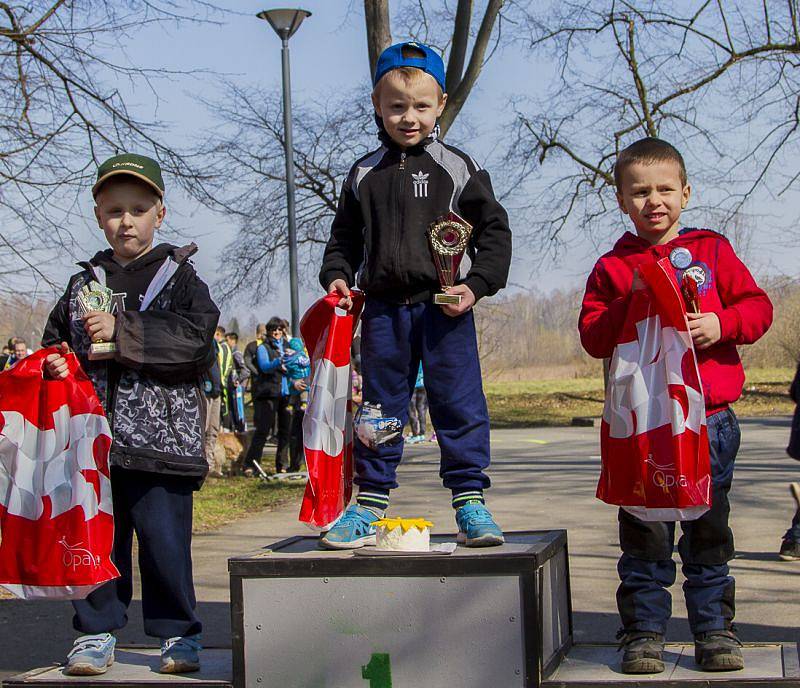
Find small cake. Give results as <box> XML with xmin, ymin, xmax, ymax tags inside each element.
<box><xmin>372</xmin><ymin>517</ymin><xmax>433</xmax><ymax>552</ymax></box>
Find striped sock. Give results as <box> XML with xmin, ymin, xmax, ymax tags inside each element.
<box><xmin>357</xmin><ymin>491</ymin><xmax>390</xmax><ymax>514</ymax></box>
<box><xmin>452</xmin><ymin>490</ymin><xmax>485</xmax><ymax>510</ymax></box>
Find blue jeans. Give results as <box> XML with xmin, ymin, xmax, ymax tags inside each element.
<box><xmin>354</xmin><ymin>298</ymin><xmax>491</xmax><ymax>495</ymax></box>
<box><xmin>617</xmin><ymin>408</ymin><xmax>740</xmax><ymax>635</ymax></box>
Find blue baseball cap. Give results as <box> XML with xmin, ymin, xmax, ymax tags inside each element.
<box><xmin>373</xmin><ymin>42</ymin><xmax>446</xmax><ymax>92</ymax></box>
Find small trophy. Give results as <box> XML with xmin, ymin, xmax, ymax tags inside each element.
<box><xmin>76</xmin><ymin>281</ymin><xmax>117</xmax><ymax>360</ymax></box>
<box><xmin>428</xmin><ymin>212</ymin><xmax>473</xmax><ymax>305</ymax></box>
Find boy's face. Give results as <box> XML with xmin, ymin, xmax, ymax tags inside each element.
<box><xmin>94</xmin><ymin>179</ymin><xmax>165</xmax><ymax>265</ymax></box>
<box><xmin>372</xmin><ymin>72</ymin><xmax>446</xmax><ymax>148</ymax></box>
<box><xmin>616</xmin><ymin>160</ymin><xmax>690</xmax><ymax>245</ymax></box>
<box><xmin>226</xmin><ymin>335</ymin><xmax>237</xmax><ymax>349</ymax></box>
<box><xmin>13</xmin><ymin>343</ymin><xmax>27</xmax><ymax>359</ymax></box>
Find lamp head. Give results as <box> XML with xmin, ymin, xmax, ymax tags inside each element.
<box><xmin>257</xmin><ymin>8</ymin><xmax>311</xmax><ymax>39</ymax></box>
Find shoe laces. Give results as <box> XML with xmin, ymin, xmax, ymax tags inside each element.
<box><xmin>68</xmin><ymin>634</ymin><xmax>112</xmax><ymax>658</ymax></box>
<box><xmin>458</xmin><ymin>503</ymin><xmax>495</xmax><ymax>525</ymax></box>
<box><xmin>338</xmin><ymin>506</ymin><xmax>378</xmax><ymax>529</ymax></box>
<box><xmin>162</xmin><ymin>635</ymin><xmax>202</xmax><ymax>652</ymax></box>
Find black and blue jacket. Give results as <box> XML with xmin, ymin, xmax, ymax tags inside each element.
<box><xmin>319</xmin><ymin>129</ymin><xmax>512</xmax><ymax>304</ymax></box>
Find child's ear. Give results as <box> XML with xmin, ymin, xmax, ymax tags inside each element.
<box><xmin>681</xmin><ymin>183</ymin><xmax>691</xmax><ymax>209</ymax></box>
<box><xmin>154</xmin><ymin>203</ymin><xmax>166</xmax><ymax>229</ymax></box>
<box><xmin>371</xmin><ymin>91</ymin><xmax>382</xmax><ymax>118</ymax></box>
<box><xmin>436</xmin><ymin>93</ymin><xmax>447</xmax><ymax>118</ymax></box>
<box><xmin>616</xmin><ymin>191</ymin><xmax>629</xmax><ymax>215</ymax></box>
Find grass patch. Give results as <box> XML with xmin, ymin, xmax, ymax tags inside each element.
<box><xmin>486</xmin><ymin>367</ymin><xmax>796</xmax><ymax>428</ymax></box>
<box><xmin>193</xmin><ymin>476</ymin><xmax>304</xmax><ymax>533</ymax></box>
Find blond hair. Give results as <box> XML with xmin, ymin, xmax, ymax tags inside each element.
<box><xmin>372</xmin><ymin>67</ymin><xmax>445</xmax><ymax>101</ymax></box>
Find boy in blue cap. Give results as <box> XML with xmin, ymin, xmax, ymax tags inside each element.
<box><xmin>319</xmin><ymin>42</ymin><xmax>512</xmax><ymax>548</ymax></box>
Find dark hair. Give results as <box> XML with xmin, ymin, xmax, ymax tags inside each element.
<box><xmin>226</xmin><ymin>331</ymin><xmax>238</xmax><ymax>342</ymax></box>
<box><xmin>614</xmin><ymin>137</ymin><xmax>687</xmax><ymax>189</ymax></box>
<box><xmin>215</xmin><ymin>325</ymin><xmax>226</xmax><ymax>335</ymax></box>
<box><xmin>266</xmin><ymin>316</ymin><xmax>284</xmax><ymax>332</ymax></box>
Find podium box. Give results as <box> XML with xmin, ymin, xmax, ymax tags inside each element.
<box><xmin>228</xmin><ymin>530</ymin><xmax>571</xmax><ymax>688</ymax></box>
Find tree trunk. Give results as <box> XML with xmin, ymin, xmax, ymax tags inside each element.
<box><xmin>439</xmin><ymin>0</ymin><xmax>504</xmax><ymax>138</ymax></box>
<box><xmin>364</xmin><ymin>0</ymin><xmax>392</xmax><ymax>80</ymax></box>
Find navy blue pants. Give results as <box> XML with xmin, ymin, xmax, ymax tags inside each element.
<box><xmin>355</xmin><ymin>298</ymin><xmax>491</xmax><ymax>495</ymax></box>
<box><xmin>617</xmin><ymin>408</ymin><xmax>740</xmax><ymax>635</ymax></box>
<box><xmin>73</xmin><ymin>469</ymin><xmax>202</xmax><ymax>639</ymax></box>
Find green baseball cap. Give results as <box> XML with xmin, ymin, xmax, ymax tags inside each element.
<box><xmin>92</xmin><ymin>153</ymin><xmax>165</xmax><ymax>198</ymax></box>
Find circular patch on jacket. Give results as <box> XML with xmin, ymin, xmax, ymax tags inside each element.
<box><xmin>669</xmin><ymin>247</ymin><xmax>692</xmax><ymax>269</ymax></box>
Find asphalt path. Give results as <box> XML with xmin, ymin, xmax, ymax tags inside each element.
<box><xmin>2</xmin><ymin>416</ymin><xmax>798</xmax><ymax>680</ymax></box>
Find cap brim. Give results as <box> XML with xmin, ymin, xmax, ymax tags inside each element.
<box><xmin>92</xmin><ymin>170</ymin><xmax>163</xmax><ymax>198</ymax></box>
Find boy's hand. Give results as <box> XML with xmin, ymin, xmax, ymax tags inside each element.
<box><xmin>44</xmin><ymin>342</ymin><xmax>71</xmax><ymax>380</ymax></box>
<box><xmin>83</xmin><ymin>311</ymin><xmax>116</xmax><ymax>343</ymax></box>
<box><xmin>687</xmin><ymin>312</ymin><xmax>721</xmax><ymax>350</ymax></box>
<box><xmin>328</xmin><ymin>279</ymin><xmax>352</xmax><ymax>310</ymax></box>
<box><xmin>293</xmin><ymin>379</ymin><xmax>308</xmax><ymax>392</ymax></box>
<box><xmin>441</xmin><ymin>284</ymin><xmax>476</xmax><ymax>317</ymax></box>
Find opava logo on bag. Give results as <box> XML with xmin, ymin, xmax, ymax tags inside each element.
<box><xmin>59</xmin><ymin>538</ymin><xmax>100</xmax><ymax>570</ymax></box>
<box><xmin>646</xmin><ymin>456</ymin><xmax>689</xmax><ymax>493</ymax></box>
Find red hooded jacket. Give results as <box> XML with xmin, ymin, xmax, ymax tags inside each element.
<box><xmin>579</xmin><ymin>229</ymin><xmax>773</xmax><ymax>414</ymax></box>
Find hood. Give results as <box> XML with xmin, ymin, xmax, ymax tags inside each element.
<box><xmin>288</xmin><ymin>337</ymin><xmax>305</xmax><ymax>353</ymax></box>
<box><xmin>84</xmin><ymin>242</ymin><xmax>197</xmax><ymax>275</ymax></box>
<box><xmin>611</xmin><ymin>228</ymin><xmax>725</xmax><ymax>255</ymax></box>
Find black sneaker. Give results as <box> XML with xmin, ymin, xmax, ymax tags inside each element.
<box><xmin>779</xmin><ymin>539</ymin><xmax>800</xmax><ymax>561</ymax></box>
<box><xmin>617</xmin><ymin>630</ymin><xmax>666</xmax><ymax>674</ymax></box>
<box><xmin>694</xmin><ymin>630</ymin><xmax>744</xmax><ymax>671</ymax></box>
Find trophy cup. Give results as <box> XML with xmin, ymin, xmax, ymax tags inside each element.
<box><xmin>428</xmin><ymin>212</ymin><xmax>473</xmax><ymax>305</ymax></box>
<box><xmin>77</xmin><ymin>281</ymin><xmax>117</xmax><ymax>360</ymax></box>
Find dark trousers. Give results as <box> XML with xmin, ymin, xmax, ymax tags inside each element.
<box><xmin>245</xmin><ymin>396</ymin><xmax>290</xmax><ymax>471</ymax></box>
<box><xmin>617</xmin><ymin>408</ymin><xmax>740</xmax><ymax>635</ymax></box>
<box><xmin>72</xmin><ymin>469</ymin><xmax>201</xmax><ymax>639</ymax></box>
<box><xmin>355</xmin><ymin>298</ymin><xmax>491</xmax><ymax>495</ymax></box>
<box><xmin>288</xmin><ymin>396</ymin><xmax>305</xmax><ymax>472</ymax></box>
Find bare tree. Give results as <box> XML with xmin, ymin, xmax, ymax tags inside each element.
<box><xmin>505</xmin><ymin>1</ymin><xmax>800</xmax><ymax>256</ymax></box>
<box><xmin>0</xmin><ymin>1</ymin><xmax>219</xmax><ymax>293</ymax></box>
<box><xmin>203</xmin><ymin>0</ymin><xmax>517</xmax><ymax>304</ymax></box>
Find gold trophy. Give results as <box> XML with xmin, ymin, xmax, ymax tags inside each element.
<box><xmin>428</xmin><ymin>212</ymin><xmax>473</xmax><ymax>305</ymax></box>
<box><xmin>77</xmin><ymin>281</ymin><xmax>117</xmax><ymax>360</ymax></box>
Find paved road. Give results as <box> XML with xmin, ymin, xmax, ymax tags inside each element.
<box><xmin>2</xmin><ymin>416</ymin><xmax>799</xmax><ymax>679</ymax></box>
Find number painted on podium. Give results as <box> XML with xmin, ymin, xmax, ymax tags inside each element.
<box><xmin>361</xmin><ymin>653</ymin><xmax>392</xmax><ymax>688</ymax></box>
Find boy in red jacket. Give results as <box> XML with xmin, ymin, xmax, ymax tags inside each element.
<box><xmin>579</xmin><ymin>138</ymin><xmax>772</xmax><ymax>674</ymax></box>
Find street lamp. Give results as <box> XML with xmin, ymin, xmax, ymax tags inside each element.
<box><xmin>257</xmin><ymin>8</ymin><xmax>311</xmax><ymax>337</ymax></box>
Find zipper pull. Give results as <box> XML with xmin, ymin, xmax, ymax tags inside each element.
<box><xmin>399</xmin><ymin>151</ymin><xmax>406</xmax><ymax>171</ymax></box>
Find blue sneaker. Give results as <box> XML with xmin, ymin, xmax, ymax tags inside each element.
<box><xmin>455</xmin><ymin>502</ymin><xmax>505</xmax><ymax>547</ymax></box>
<box><xmin>65</xmin><ymin>633</ymin><xmax>115</xmax><ymax>675</ymax></box>
<box><xmin>320</xmin><ymin>504</ymin><xmax>381</xmax><ymax>549</ymax></box>
<box><xmin>160</xmin><ymin>634</ymin><xmax>201</xmax><ymax>674</ymax></box>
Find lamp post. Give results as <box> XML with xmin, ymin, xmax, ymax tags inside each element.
<box><xmin>256</xmin><ymin>8</ymin><xmax>311</xmax><ymax>337</ymax></box>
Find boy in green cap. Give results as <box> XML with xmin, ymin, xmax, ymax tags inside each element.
<box><xmin>42</xmin><ymin>153</ymin><xmax>219</xmax><ymax>675</ymax></box>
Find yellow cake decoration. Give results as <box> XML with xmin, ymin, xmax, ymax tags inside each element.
<box><xmin>371</xmin><ymin>517</ymin><xmax>433</xmax><ymax>533</ymax></box>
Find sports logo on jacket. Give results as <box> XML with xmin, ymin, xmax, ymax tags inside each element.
<box><xmin>412</xmin><ymin>171</ymin><xmax>429</xmax><ymax>198</ymax></box>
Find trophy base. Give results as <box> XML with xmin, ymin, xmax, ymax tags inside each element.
<box><xmin>89</xmin><ymin>342</ymin><xmax>117</xmax><ymax>361</ymax></box>
<box><xmin>434</xmin><ymin>293</ymin><xmax>462</xmax><ymax>306</ymax></box>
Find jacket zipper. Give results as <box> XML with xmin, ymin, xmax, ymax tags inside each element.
<box><xmin>393</xmin><ymin>150</ymin><xmax>407</xmax><ymax>282</ymax></box>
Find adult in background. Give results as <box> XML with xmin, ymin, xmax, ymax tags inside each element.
<box><xmin>6</xmin><ymin>338</ymin><xmax>29</xmax><ymax>368</ymax></box>
<box><xmin>243</xmin><ymin>317</ymin><xmax>291</xmax><ymax>473</ymax></box>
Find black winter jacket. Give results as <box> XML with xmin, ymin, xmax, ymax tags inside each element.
<box><xmin>42</xmin><ymin>243</ymin><xmax>219</xmax><ymax>481</ymax></box>
<box><xmin>319</xmin><ymin>131</ymin><xmax>512</xmax><ymax>304</ymax></box>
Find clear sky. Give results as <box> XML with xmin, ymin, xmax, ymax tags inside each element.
<box><xmin>54</xmin><ymin>1</ymin><xmax>800</xmax><ymax>330</ymax></box>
